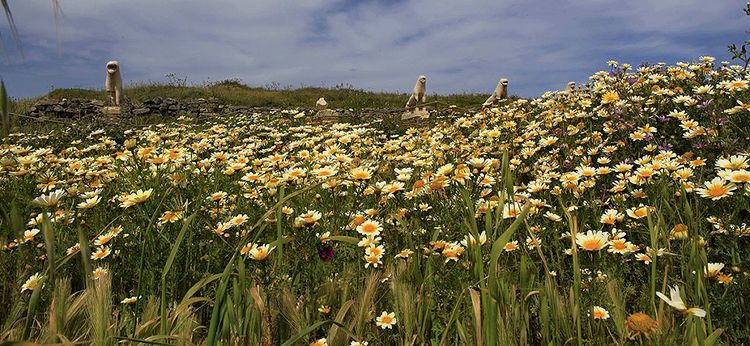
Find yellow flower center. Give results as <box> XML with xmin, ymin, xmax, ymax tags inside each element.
<box><xmin>731</xmin><ymin>172</ymin><xmax>750</xmax><ymax>182</ymax></box>
<box><xmin>369</xmin><ymin>247</ymin><xmax>384</xmax><ymax>257</ymax></box>
<box><xmin>353</xmin><ymin>171</ymin><xmax>370</xmax><ymax>179</ymax></box>
<box><xmin>582</xmin><ymin>239</ymin><xmax>603</xmax><ymax>251</ymax></box>
<box><xmin>612</xmin><ymin>241</ymin><xmax>626</xmax><ymax>250</ymax></box>
<box><xmin>602</xmin><ymin>92</ymin><xmax>620</xmax><ymax>103</ymax></box>
<box><xmin>707</xmin><ymin>185</ymin><xmax>727</xmax><ymax>197</ymax></box>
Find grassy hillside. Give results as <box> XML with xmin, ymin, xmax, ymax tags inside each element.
<box><xmin>43</xmin><ymin>80</ymin><xmax>496</xmax><ymax>110</ymax></box>
<box><xmin>2</xmin><ymin>59</ymin><xmax>750</xmax><ymax>344</ymax></box>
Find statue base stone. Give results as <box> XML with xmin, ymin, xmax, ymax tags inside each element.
<box><xmin>316</xmin><ymin>109</ymin><xmax>341</xmax><ymax>122</ymax></box>
<box><xmin>401</xmin><ymin>109</ymin><xmax>429</xmax><ymax>120</ymax></box>
<box><xmin>317</xmin><ymin>109</ymin><xmax>339</xmax><ymax>117</ymax></box>
<box><xmin>102</xmin><ymin>106</ymin><xmax>121</xmax><ymax>117</ymax></box>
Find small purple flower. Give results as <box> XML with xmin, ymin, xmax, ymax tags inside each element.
<box><xmin>318</xmin><ymin>244</ymin><xmax>334</xmax><ymax>261</ymax></box>
<box><xmin>656</xmin><ymin>115</ymin><xmax>669</xmax><ymax>123</ymax></box>
<box><xmin>698</xmin><ymin>99</ymin><xmax>712</xmax><ymax>109</ymax></box>
<box><xmin>693</xmin><ymin>141</ymin><xmax>705</xmax><ymax>149</ymax></box>
<box><xmin>626</xmin><ymin>77</ymin><xmax>638</xmax><ymax>85</ymax></box>
<box><xmin>658</xmin><ymin>143</ymin><xmax>673</xmax><ymax>151</ymax></box>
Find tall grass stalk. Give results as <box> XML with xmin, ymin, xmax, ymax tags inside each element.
<box><xmin>133</xmin><ymin>187</ymin><xmax>172</xmax><ymax>328</ymax></box>
<box><xmin>646</xmin><ymin>209</ymin><xmax>660</xmax><ymax>315</ymax></box>
<box><xmin>87</xmin><ymin>273</ymin><xmax>112</xmax><ymax>346</ymax></box>
<box><xmin>274</xmin><ymin>186</ymin><xmax>286</xmax><ymax>272</ymax></box>
<box><xmin>76</xmin><ymin>225</ymin><xmax>94</xmax><ymax>288</ymax></box>
<box><xmin>0</xmin><ymin>80</ymin><xmax>9</xmax><ymax>138</ymax></box>
<box><xmin>46</xmin><ymin>278</ymin><xmax>70</xmax><ymax>343</ymax></box>
<box><xmin>160</xmin><ymin>212</ymin><xmax>196</xmax><ymax>335</ymax></box>
<box><xmin>561</xmin><ymin>206</ymin><xmax>583</xmax><ymax>346</ymax></box>
<box><xmin>205</xmin><ymin>256</ymin><xmax>235</xmax><ymax>346</ymax></box>
<box><xmin>40</xmin><ymin>213</ymin><xmax>56</xmax><ymax>287</ymax></box>
<box><xmin>439</xmin><ymin>287</ymin><xmax>468</xmax><ymax>345</ymax></box>
<box><xmin>483</xmin><ymin>203</ymin><xmax>530</xmax><ymax>345</ymax></box>
<box><xmin>21</xmin><ymin>276</ymin><xmax>45</xmax><ymax>340</ymax></box>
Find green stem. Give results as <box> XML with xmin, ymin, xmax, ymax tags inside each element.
<box><xmin>132</xmin><ymin>187</ymin><xmax>172</xmax><ymax>335</ymax></box>
<box><xmin>77</xmin><ymin>224</ymin><xmax>94</xmax><ymax>289</ymax></box>
<box><xmin>274</xmin><ymin>186</ymin><xmax>286</xmax><ymax>273</ymax></box>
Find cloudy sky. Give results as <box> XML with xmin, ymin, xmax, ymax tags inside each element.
<box><xmin>0</xmin><ymin>0</ymin><xmax>748</xmax><ymax>98</ymax></box>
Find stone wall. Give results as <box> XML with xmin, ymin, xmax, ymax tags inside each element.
<box><xmin>131</xmin><ymin>97</ymin><xmax>224</xmax><ymax>116</ymax></box>
<box><xmin>26</xmin><ymin>98</ymin><xmax>436</xmax><ymax>127</ymax></box>
<box><xmin>28</xmin><ymin>99</ymin><xmax>106</xmax><ymax>119</ymax></box>
<box><xmin>28</xmin><ymin>97</ymin><xmax>228</xmax><ymax>119</ymax></box>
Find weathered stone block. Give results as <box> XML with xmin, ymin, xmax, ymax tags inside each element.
<box><xmin>102</xmin><ymin>106</ymin><xmax>121</xmax><ymax>116</ymax></box>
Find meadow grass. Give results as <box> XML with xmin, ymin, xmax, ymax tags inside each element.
<box><xmin>42</xmin><ymin>80</ymin><xmax>493</xmax><ymax>111</ymax></box>
<box><xmin>0</xmin><ymin>58</ymin><xmax>749</xmax><ymax>346</ymax></box>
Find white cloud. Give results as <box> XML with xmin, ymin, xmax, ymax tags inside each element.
<box><xmin>1</xmin><ymin>0</ymin><xmax>747</xmax><ymax>98</ymax></box>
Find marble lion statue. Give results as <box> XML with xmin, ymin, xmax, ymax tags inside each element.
<box><xmin>483</xmin><ymin>78</ymin><xmax>508</xmax><ymax>108</ymax></box>
<box><xmin>405</xmin><ymin>75</ymin><xmax>427</xmax><ymax>111</ymax></box>
<box><xmin>316</xmin><ymin>97</ymin><xmax>328</xmax><ymax>110</ymax></box>
<box><xmin>105</xmin><ymin>61</ymin><xmax>123</xmax><ymax>107</ymax></box>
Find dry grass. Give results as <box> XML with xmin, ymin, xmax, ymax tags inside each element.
<box><xmin>42</xmin><ymin>80</ymin><xmax>497</xmax><ymax>110</ymax></box>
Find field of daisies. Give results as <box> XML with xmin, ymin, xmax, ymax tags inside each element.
<box><xmin>1</xmin><ymin>58</ymin><xmax>749</xmax><ymax>345</ymax></box>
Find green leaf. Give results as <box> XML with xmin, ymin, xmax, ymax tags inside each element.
<box><xmin>162</xmin><ymin>212</ymin><xmax>196</xmax><ymax>279</ymax></box>
<box><xmin>489</xmin><ymin>204</ymin><xmax>532</xmax><ymax>272</ymax></box>
<box><xmin>705</xmin><ymin>328</ymin><xmax>724</xmax><ymax>346</ymax></box>
<box><xmin>206</xmin><ymin>258</ymin><xmax>235</xmax><ymax>346</ymax></box>
<box><xmin>329</xmin><ymin>235</ymin><xmax>360</xmax><ymax>245</ymax></box>
<box><xmin>439</xmin><ymin>288</ymin><xmax>468</xmax><ymax>345</ymax></box>
<box><xmin>22</xmin><ymin>276</ymin><xmax>46</xmax><ymax>340</ymax></box>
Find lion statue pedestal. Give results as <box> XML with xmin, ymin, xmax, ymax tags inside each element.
<box><xmin>102</xmin><ymin>106</ymin><xmax>121</xmax><ymax>116</ymax></box>
<box><xmin>401</xmin><ymin>109</ymin><xmax>429</xmax><ymax>120</ymax></box>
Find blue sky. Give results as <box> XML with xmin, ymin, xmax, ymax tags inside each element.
<box><xmin>0</xmin><ymin>0</ymin><xmax>748</xmax><ymax>99</ymax></box>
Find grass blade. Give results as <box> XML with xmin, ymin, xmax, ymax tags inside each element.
<box><xmin>160</xmin><ymin>212</ymin><xmax>196</xmax><ymax>335</ymax></box>
<box><xmin>21</xmin><ymin>276</ymin><xmax>45</xmax><ymax>340</ymax></box>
